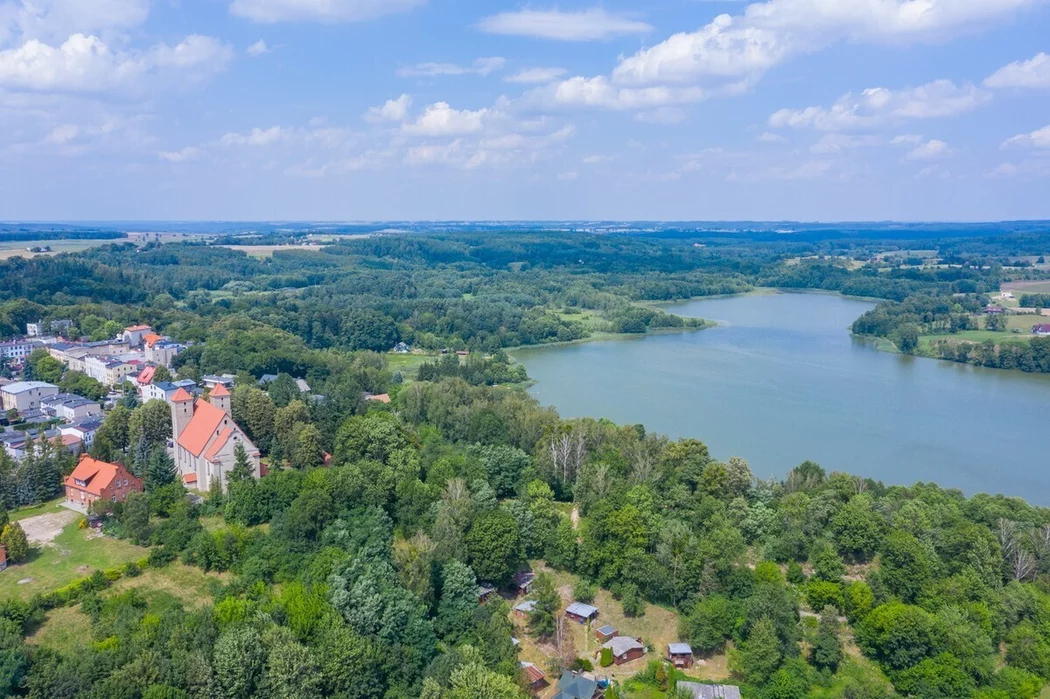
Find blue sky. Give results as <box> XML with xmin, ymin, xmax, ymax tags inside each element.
<box><xmin>1</xmin><ymin>0</ymin><xmax>1049</xmax><ymax>221</ymax></box>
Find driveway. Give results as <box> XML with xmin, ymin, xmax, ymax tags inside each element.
<box><xmin>19</xmin><ymin>510</ymin><xmax>79</xmax><ymax>545</ymax></box>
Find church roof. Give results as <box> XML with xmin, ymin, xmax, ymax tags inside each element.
<box><xmin>177</xmin><ymin>399</ymin><xmax>227</xmax><ymax>457</ymax></box>
<box><xmin>204</xmin><ymin>427</ymin><xmax>233</xmax><ymax>462</ymax></box>
<box><xmin>171</xmin><ymin>387</ymin><xmax>194</xmax><ymax>402</ymax></box>
<box><xmin>210</xmin><ymin>383</ymin><xmax>230</xmax><ymax>398</ymax></box>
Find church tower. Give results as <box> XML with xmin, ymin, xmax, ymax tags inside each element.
<box><xmin>209</xmin><ymin>383</ymin><xmax>231</xmax><ymax>416</ymax></box>
<box><xmin>171</xmin><ymin>388</ymin><xmax>194</xmax><ymax>439</ymax></box>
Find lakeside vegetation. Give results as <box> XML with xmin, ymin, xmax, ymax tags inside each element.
<box><xmin>1</xmin><ymin>226</ymin><xmax>1050</xmax><ymax>698</ymax></box>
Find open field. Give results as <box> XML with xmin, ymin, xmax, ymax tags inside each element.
<box><xmin>0</xmin><ymin>520</ymin><xmax>145</xmax><ymax>601</ymax></box>
<box><xmin>25</xmin><ymin>605</ymin><xmax>92</xmax><ymax>654</ymax></box>
<box><xmin>110</xmin><ymin>563</ymin><xmax>228</xmax><ymax>607</ymax></box>
<box><xmin>219</xmin><ymin>244</ymin><xmax>325</xmax><ymax>258</ymax></box>
<box><xmin>9</xmin><ymin>497</ymin><xmax>67</xmax><ymax>523</ymax></box>
<box><xmin>918</xmin><ymin>329</ymin><xmax>1033</xmax><ymax>351</ymax></box>
<box><xmin>1003</xmin><ymin>280</ymin><xmax>1050</xmax><ymax>294</ymax></box>
<box><xmin>0</xmin><ymin>239</ymin><xmax>118</xmax><ymax>259</ymax></box>
<box><xmin>385</xmin><ymin>352</ymin><xmax>437</xmax><ymax>380</ymax></box>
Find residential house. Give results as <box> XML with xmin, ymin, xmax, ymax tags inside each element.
<box><xmin>1032</xmin><ymin>324</ymin><xmax>1050</xmax><ymax>337</ymax></box>
<box><xmin>63</xmin><ymin>455</ymin><xmax>143</xmax><ymax>512</ymax></box>
<box><xmin>0</xmin><ymin>339</ymin><xmax>43</xmax><ymax>362</ymax></box>
<box><xmin>295</xmin><ymin>379</ymin><xmax>311</xmax><ymax>394</ymax></box>
<box><xmin>79</xmin><ymin>339</ymin><xmax>131</xmax><ymax>356</ymax></box>
<box><xmin>15</xmin><ymin>409</ymin><xmax>49</xmax><ymax>425</ymax></box>
<box><xmin>477</xmin><ymin>584</ymin><xmax>497</xmax><ymax>602</ymax></box>
<box><xmin>122</xmin><ymin>325</ymin><xmax>153</xmax><ymax>347</ymax></box>
<box><xmin>393</xmin><ymin>342</ymin><xmax>410</xmax><ymax>353</ymax></box>
<box><xmin>61</xmin><ymin>416</ymin><xmax>104</xmax><ymax>449</ymax></box>
<box><xmin>513</xmin><ymin>570</ymin><xmax>537</xmax><ymax>594</ymax></box>
<box><xmin>48</xmin><ymin>344</ymin><xmax>93</xmax><ymax>372</ymax></box>
<box><xmin>172</xmin><ymin>385</ymin><xmax>260</xmax><ymax>492</ymax></box>
<box><xmin>1</xmin><ymin>429</ymin><xmax>68</xmax><ymax>460</ymax></box>
<box><xmin>675</xmin><ymin>683</ymin><xmax>742</xmax><ymax>699</ymax></box>
<box><xmin>985</xmin><ymin>305</ymin><xmax>1004</xmax><ymax>315</ymax></box>
<box><xmin>565</xmin><ymin>601</ymin><xmax>599</xmax><ymax>624</ymax></box>
<box><xmin>514</xmin><ymin>600</ymin><xmax>537</xmax><ymax>618</ymax></box>
<box><xmin>41</xmin><ymin>393</ymin><xmax>102</xmax><ymax>422</ymax></box>
<box><xmin>600</xmin><ymin>636</ymin><xmax>645</xmax><ymax>665</ymax></box>
<box><xmin>365</xmin><ymin>393</ymin><xmax>391</xmax><ymax>404</ymax></box>
<box><xmin>257</xmin><ymin>374</ymin><xmax>278</xmax><ymax>386</ymax></box>
<box><xmin>136</xmin><ymin>366</ymin><xmax>156</xmax><ymax>389</ymax></box>
<box><xmin>668</xmin><ymin>643</ymin><xmax>694</xmax><ymax>668</ymax></box>
<box><xmin>595</xmin><ymin>625</ymin><xmax>617</xmax><ymax>643</ymax></box>
<box><xmin>1</xmin><ymin>381</ymin><xmax>59</xmax><ymax>412</ymax></box>
<box><xmin>520</xmin><ymin>662</ymin><xmax>547</xmax><ymax>691</ymax></box>
<box><xmin>85</xmin><ymin>356</ymin><xmax>140</xmax><ymax>387</ymax></box>
<box><xmin>0</xmin><ymin>545</ymin><xmax>6</xmax><ymax>571</ymax></box>
<box><xmin>552</xmin><ymin>671</ymin><xmax>601</xmax><ymax>699</ymax></box>
<box><xmin>141</xmin><ymin>381</ymin><xmax>181</xmax><ymax>404</ymax></box>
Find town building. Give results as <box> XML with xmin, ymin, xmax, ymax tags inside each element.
<box><xmin>0</xmin><ymin>339</ymin><xmax>43</xmax><ymax>362</ymax></box>
<box><xmin>84</xmin><ymin>356</ymin><xmax>140</xmax><ymax>387</ymax></box>
<box><xmin>1032</xmin><ymin>324</ymin><xmax>1050</xmax><ymax>336</ymax></box>
<box><xmin>63</xmin><ymin>455</ymin><xmax>143</xmax><ymax>512</ymax></box>
<box><xmin>145</xmin><ymin>339</ymin><xmax>183</xmax><ymax>366</ymax></box>
<box><xmin>122</xmin><ymin>325</ymin><xmax>154</xmax><ymax>347</ymax></box>
<box><xmin>595</xmin><ymin>625</ymin><xmax>617</xmax><ymax>643</ymax></box>
<box><xmin>552</xmin><ymin>671</ymin><xmax>601</xmax><ymax>699</ymax></box>
<box><xmin>61</xmin><ymin>416</ymin><xmax>104</xmax><ymax>449</ymax></box>
<box><xmin>1</xmin><ymin>381</ymin><xmax>59</xmax><ymax>412</ymax></box>
<box><xmin>27</xmin><ymin>319</ymin><xmax>72</xmax><ymax>337</ymax></box>
<box><xmin>41</xmin><ymin>393</ymin><xmax>102</xmax><ymax>422</ymax></box>
<box><xmin>600</xmin><ymin>636</ymin><xmax>645</xmax><ymax>665</ymax></box>
<box><xmin>172</xmin><ymin>385</ymin><xmax>260</xmax><ymax>492</ymax></box>
<box><xmin>141</xmin><ymin>381</ymin><xmax>182</xmax><ymax>403</ymax></box>
<box><xmin>201</xmin><ymin>374</ymin><xmax>236</xmax><ymax>390</ymax></box>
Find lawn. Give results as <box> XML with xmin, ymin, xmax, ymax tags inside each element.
<box><xmin>218</xmin><ymin>244</ymin><xmax>324</xmax><ymax>258</ymax></box>
<box><xmin>9</xmin><ymin>498</ymin><xmax>66</xmax><ymax>522</ymax></box>
<box><xmin>109</xmin><ymin>562</ymin><xmax>228</xmax><ymax>607</ymax></box>
<box><xmin>24</xmin><ymin>606</ymin><xmax>92</xmax><ymax>655</ymax></box>
<box><xmin>918</xmin><ymin>329</ymin><xmax>1032</xmax><ymax>351</ymax></box>
<box><xmin>0</xmin><ymin>521</ymin><xmax>146</xmax><ymax>601</ymax></box>
<box><xmin>385</xmin><ymin>352</ymin><xmax>438</xmax><ymax>380</ymax></box>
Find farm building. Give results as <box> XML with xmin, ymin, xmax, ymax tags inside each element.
<box><xmin>552</xmin><ymin>670</ymin><xmax>600</xmax><ymax>699</ymax></box>
<box><xmin>513</xmin><ymin>570</ymin><xmax>537</xmax><ymax>594</ymax></box>
<box><xmin>601</xmin><ymin>636</ymin><xmax>645</xmax><ymax>665</ymax></box>
<box><xmin>477</xmin><ymin>584</ymin><xmax>496</xmax><ymax>602</ymax></box>
<box><xmin>595</xmin><ymin>625</ymin><xmax>617</xmax><ymax>643</ymax></box>
<box><xmin>565</xmin><ymin>601</ymin><xmax>599</xmax><ymax>623</ymax></box>
<box><xmin>1032</xmin><ymin>324</ymin><xmax>1050</xmax><ymax>336</ymax></box>
<box><xmin>676</xmin><ymin>682</ymin><xmax>742</xmax><ymax>699</ymax></box>
<box><xmin>514</xmin><ymin>600</ymin><xmax>537</xmax><ymax>618</ymax></box>
<box><xmin>668</xmin><ymin>642</ymin><xmax>693</xmax><ymax>668</ymax></box>
<box><xmin>520</xmin><ymin>662</ymin><xmax>546</xmax><ymax>690</ymax></box>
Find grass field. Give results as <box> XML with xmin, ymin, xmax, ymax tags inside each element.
<box><xmin>0</xmin><ymin>520</ymin><xmax>146</xmax><ymax>601</ymax></box>
<box><xmin>219</xmin><ymin>244</ymin><xmax>324</xmax><ymax>258</ymax></box>
<box><xmin>0</xmin><ymin>239</ymin><xmax>117</xmax><ymax>259</ymax></box>
<box><xmin>24</xmin><ymin>606</ymin><xmax>92</xmax><ymax>654</ymax></box>
<box><xmin>1003</xmin><ymin>280</ymin><xmax>1050</xmax><ymax>294</ymax></box>
<box><xmin>385</xmin><ymin>352</ymin><xmax>437</xmax><ymax>380</ymax></box>
<box><xmin>9</xmin><ymin>497</ymin><xmax>66</xmax><ymax>522</ymax></box>
<box><xmin>109</xmin><ymin>563</ymin><xmax>228</xmax><ymax>607</ymax></box>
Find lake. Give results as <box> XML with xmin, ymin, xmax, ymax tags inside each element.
<box><xmin>513</xmin><ymin>292</ymin><xmax>1050</xmax><ymax>502</ymax></box>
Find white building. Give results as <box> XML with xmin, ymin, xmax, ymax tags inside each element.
<box><xmin>122</xmin><ymin>325</ymin><xmax>153</xmax><ymax>347</ymax></box>
<box><xmin>145</xmin><ymin>339</ymin><xmax>183</xmax><ymax>367</ymax></box>
<box><xmin>141</xmin><ymin>381</ymin><xmax>182</xmax><ymax>403</ymax></box>
<box><xmin>84</xmin><ymin>356</ymin><xmax>140</xmax><ymax>387</ymax></box>
<box><xmin>1</xmin><ymin>381</ymin><xmax>59</xmax><ymax>412</ymax></box>
<box><xmin>41</xmin><ymin>393</ymin><xmax>102</xmax><ymax>422</ymax></box>
<box><xmin>171</xmin><ymin>384</ymin><xmax>260</xmax><ymax>492</ymax></box>
<box><xmin>0</xmin><ymin>339</ymin><xmax>44</xmax><ymax>362</ymax></box>
<box><xmin>60</xmin><ymin>417</ymin><xmax>104</xmax><ymax>449</ymax></box>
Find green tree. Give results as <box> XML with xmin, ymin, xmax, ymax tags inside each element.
<box><xmin>128</xmin><ymin>400</ymin><xmax>172</xmax><ymax>456</ymax></box>
<box><xmin>334</xmin><ymin>412</ymin><xmax>410</xmax><ymax>465</ymax></box>
<box><xmin>856</xmin><ymin>603</ymin><xmax>938</xmax><ymax>672</ymax></box>
<box><xmin>121</xmin><ymin>491</ymin><xmax>152</xmax><ymax>545</ymax></box>
<box><xmin>831</xmin><ymin>494</ymin><xmax>884</xmax><ymax>562</ymax></box>
<box><xmin>228</xmin><ymin>443</ymin><xmax>255</xmax><ymax>485</ymax></box>
<box><xmin>0</xmin><ymin>522</ymin><xmax>29</xmax><ymax>563</ymax></box>
<box><xmin>811</xmin><ymin>540</ymin><xmax>846</xmax><ymax>582</ymax></box>
<box><xmin>811</xmin><ymin>607</ymin><xmax>843</xmax><ymax>672</ymax></box>
<box><xmin>734</xmin><ymin>616</ymin><xmax>781</xmax><ymax>684</ymax></box>
<box><xmin>58</xmin><ymin>371</ymin><xmax>106</xmax><ymax>401</ymax></box>
<box><xmin>893</xmin><ymin>653</ymin><xmax>976</xmax><ymax>699</ymax></box>
<box><xmin>291</xmin><ymin>424</ymin><xmax>324</xmax><ymax>470</ymax></box>
<box><xmin>145</xmin><ymin>448</ymin><xmax>177</xmax><ymax>490</ymax></box>
<box><xmin>679</xmin><ymin>595</ymin><xmax>740</xmax><ymax>655</ymax></box>
<box><xmin>528</xmin><ymin>572</ymin><xmax>561</xmax><ymax>639</ymax></box>
<box><xmin>879</xmin><ymin>530</ymin><xmax>936</xmax><ymax>603</ymax></box>
<box><xmin>465</xmin><ymin>508</ymin><xmax>520</xmax><ymax>585</ymax></box>
<box><xmin>26</xmin><ymin>349</ymin><xmax>63</xmax><ymax>383</ymax></box>
<box><xmin>437</xmin><ymin>560</ymin><xmax>479</xmax><ymax>643</ymax></box>
<box><xmin>213</xmin><ymin>626</ymin><xmax>265</xmax><ymax>699</ymax></box>
<box><xmin>265</xmin><ymin>636</ymin><xmax>322</xmax><ymax>699</ymax></box>
<box><xmin>232</xmin><ymin>387</ymin><xmax>276</xmax><ymax>452</ymax></box>
<box><xmin>152</xmin><ymin>365</ymin><xmax>173</xmax><ymax>383</ymax></box>
<box><xmin>92</xmin><ymin>404</ymin><xmax>132</xmax><ymax>462</ymax></box>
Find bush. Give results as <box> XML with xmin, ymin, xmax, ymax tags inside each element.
<box><xmin>786</xmin><ymin>561</ymin><xmax>806</xmax><ymax>585</ymax></box>
<box><xmin>806</xmin><ymin>581</ymin><xmax>843</xmax><ymax>612</ymax></box>
<box><xmin>621</xmin><ymin>583</ymin><xmax>645</xmax><ymax>617</ymax></box>
<box><xmin>573</xmin><ymin>579</ymin><xmax>597</xmax><ymax>603</ymax></box>
<box><xmin>600</xmin><ymin>648</ymin><xmax>614</xmax><ymax>667</ymax></box>
<box><xmin>570</xmin><ymin>657</ymin><xmax>593</xmax><ymax>672</ymax></box>
<box><xmin>123</xmin><ymin>561</ymin><xmax>142</xmax><ymax>578</ymax></box>
<box><xmin>148</xmin><ymin>547</ymin><xmax>176</xmax><ymax>568</ymax></box>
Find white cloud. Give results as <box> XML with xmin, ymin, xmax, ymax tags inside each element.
<box><xmin>402</xmin><ymin>102</ymin><xmax>488</xmax><ymax>136</ymax></box>
<box><xmin>219</xmin><ymin>126</ymin><xmax>286</xmax><ymax>147</ymax></box>
<box><xmin>364</xmin><ymin>94</ymin><xmax>412</xmax><ymax>123</ymax></box>
<box><xmin>582</xmin><ymin>154</ymin><xmax>614</xmax><ymax>164</ymax></box>
<box><xmin>905</xmin><ymin>139</ymin><xmax>951</xmax><ymax>161</ymax></box>
<box><xmin>529</xmin><ymin>75</ymin><xmax>708</xmax><ymax>110</ymax></box>
<box><xmin>810</xmin><ymin>133</ymin><xmax>880</xmax><ymax>154</ymax></box>
<box><xmin>405</xmin><ymin>139</ymin><xmax>463</xmax><ymax>165</ymax></box>
<box><xmin>1002</xmin><ymin>124</ymin><xmax>1050</xmax><ymax>149</ymax></box>
<box><xmin>246</xmin><ymin>40</ymin><xmax>270</xmax><ymax>56</ymax></box>
<box><xmin>758</xmin><ymin>131</ymin><xmax>787</xmax><ymax>143</ymax></box>
<box><xmin>397</xmin><ymin>57</ymin><xmax>505</xmax><ymax>78</ymax></box>
<box><xmin>556</xmin><ymin>171</ymin><xmax>579</xmax><ymax>181</ymax></box>
<box><xmin>158</xmin><ymin>146</ymin><xmax>199</xmax><ymax>162</ymax></box>
<box><xmin>985</xmin><ymin>53</ymin><xmax>1050</xmax><ymax>89</ymax></box>
<box><xmin>635</xmin><ymin>107</ymin><xmax>688</xmax><ymax>124</ymax></box>
<box><xmin>890</xmin><ymin>134</ymin><xmax>923</xmax><ymax>145</ymax></box>
<box><xmin>477</xmin><ymin>8</ymin><xmax>651</xmax><ymax>41</ymax></box>
<box><xmin>229</xmin><ymin>0</ymin><xmax>426</xmax><ymax>23</ymax></box>
<box><xmin>3</xmin><ymin>0</ymin><xmax>150</xmax><ymax>43</ymax></box>
<box><xmin>505</xmin><ymin>67</ymin><xmax>566</xmax><ymax>84</ymax></box>
<box><xmin>44</xmin><ymin>123</ymin><xmax>78</xmax><ymax>144</ymax></box>
<box><xmin>0</xmin><ymin>33</ymin><xmax>232</xmax><ymax>93</ymax></box>
<box><xmin>769</xmin><ymin>80</ymin><xmax>989</xmax><ymax>131</ymax></box>
<box><xmin>612</xmin><ymin>0</ymin><xmax>1038</xmax><ymax>87</ymax></box>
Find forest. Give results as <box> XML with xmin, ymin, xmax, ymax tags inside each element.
<box><xmin>0</xmin><ymin>228</ymin><xmax>1049</xmax><ymax>698</ymax></box>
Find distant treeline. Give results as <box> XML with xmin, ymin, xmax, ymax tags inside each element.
<box><xmin>1019</xmin><ymin>294</ymin><xmax>1050</xmax><ymax>308</ymax></box>
<box><xmin>0</xmin><ymin>230</ymin><xmax>125</xmax><ymax>242</ymax></box>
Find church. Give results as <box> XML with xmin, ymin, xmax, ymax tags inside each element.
<box><xmin>170</xmin><ymin>384</ymin><xmax>261</xmax><ymax>491</ymax></box>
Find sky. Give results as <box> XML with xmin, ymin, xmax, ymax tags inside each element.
<box><xmin>1</xmin><ymin>0</ymin><xmax>1049</xmax><ymax>222</ymax></box>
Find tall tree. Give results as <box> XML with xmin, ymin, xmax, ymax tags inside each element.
<box><xmin>0</xmin><ymin>522</ymin><xmax>28</xmax><ymax>563</ymax></box>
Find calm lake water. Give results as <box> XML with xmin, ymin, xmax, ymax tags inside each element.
<box><xmin>513</xmin><ymin>292</ymin><xmax>1050</xmax><ymax>502</ymax></box>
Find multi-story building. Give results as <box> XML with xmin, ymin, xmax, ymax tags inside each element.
<box><xmin>63</xmin><ymin>456</ymin><xmax>143</xmax><ymax>513</ymax></box>
<box><xmin>41</xmin><ymin>393</ymin><xmax>102</xmax><ymax>422</ymax></box>
<box><xmin>84</xmin><ymin>356</ymin><xmax>140</xmax><ymax>387</ymax></box>
<box><xmin>145</xmin><ymin>339</ymin><xmax>183</xmax><ymax>367</ymax></box>
<box><xmin>0</xmin><ymin>339</ymin><xmax>44</xmax><ymax>362</ymax></box>
<box><xmin>1</xmin><ymin>381</ymin><xmax>59</xmax><ymax>412</ymax></box>
<box><xmin>60</xmin><ymin>416</ymin><xmax>104</xmax><ymax>449</ymax></box>
<box><xmin>121</xmin><ymin>325</ymin><xmax>153</xmax><ymax>348</ymax></box>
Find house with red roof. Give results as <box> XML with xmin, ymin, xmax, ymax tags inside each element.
<box><xmin>64</xmin><ymin>455</ymin><xmax>143</xmax><ymax>512</ymax></box>
<box><xmin>122</xmin><ymin>325</ymin><xmax>153</xmax><ymax>347</ymax></box>
<box><xmin>171</xmin><ymin>384</ymin><xmax>260</xmax><ymax>492</ymax></box>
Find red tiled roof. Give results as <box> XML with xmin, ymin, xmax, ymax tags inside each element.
<box><xmin>366</xmin><ymin>393</ymin><xmax>391</xmax><ymax>403</ymax></box>
<box><xmin>60</xmin><ymin>435</ymin><xmax>82</xmax><ymax>448</ymax></box>
<box><xmin>210</xmin><ymin>383</ymin><xmax>231</xmax><ymax>398</ymax></box>
<box><xmin>183</xmin><ymin>473</ymin><xmax>197</xmax><ymax>484</ymax></box>
<box><xmin>143</xmin><ymin>333</ymin><xmax>163</xmax><ymax>347</ymax></box>
<box><xmin>204</xmin><ymin>427</ymin><xmax>232</xmax><ymax>462</ymax></box>
<box><xmin>171</xmin><ymin>387</ymin><xmax>194</xmax><ymax>402</ymax></box>
<box><xmin>125</xmin><ymin>325</ymin><xmax>151</xmax><ymax>332</ymax></box>
<box><xmin>64</xmin><ymin>456</ymin><xmax>129</xmax><ymax>497</ymax></box>
<box><xmin>177</xmin><ymin>399</ymin><xmax>227</xmax><ymax>457</ymax></box>
<box><xmin>522</xmin><ymin>663</ymin><xmax>545</xmax><ymax>684</ymax></box>
<box><xmin>137</xmin><ymin>366</ymin><xmax>156</xmax><ymax>385</ymax></box>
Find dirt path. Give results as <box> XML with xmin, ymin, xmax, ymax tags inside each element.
<box><xmin>19</xmin><ymin>510</ymin><xmax>78</xmax><ymax>545</ymax></box>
